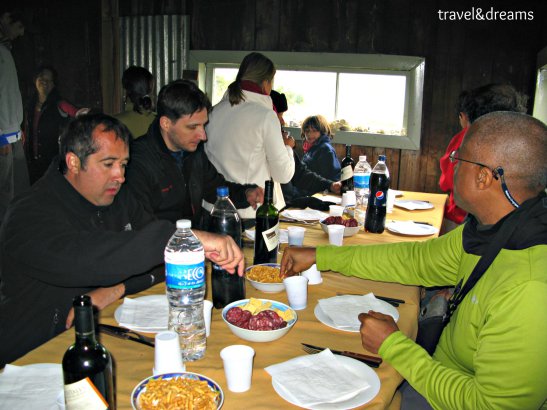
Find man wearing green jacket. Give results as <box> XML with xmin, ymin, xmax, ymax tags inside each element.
<box><xmin>281</xmin><ymin>112</ymin><xmax>547</xmax><ymax>409</ymax></box>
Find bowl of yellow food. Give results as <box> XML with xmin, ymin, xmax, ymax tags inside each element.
<box><xmin>222</xmin><ymin>298</ymin><xmax>297</xmax><ymax>343</ymax></box>
<box><xmin>245</xmin><ymin>263</ymin><xmax>285</xmax><ymax>293</ymax></box>
<box><xmin>131</xmin><ymin>372</ymin><xmax>224</xmax><ymax>409</ymax></box>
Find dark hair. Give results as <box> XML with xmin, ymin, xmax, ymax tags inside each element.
<box><xmin>0</xmin><ymin>10</ymin><xmax>24</xmax><ymax>25</ymax></box>
<box><xmin>227</xmin><ymin>52</ymin><xmax>276</xmax><ymax>106</ymax></box>
<box><xmin>301</xmin><ymin>115</ymin><xmax>333</xmax><ymax>139</ymax></box>
<box><xmin>58</xmin><ymin>113</ymin><xmax>131</xmax><ymax>174</ymax></box>
<box><xmin>156</xmin><ymin>80</ymin><xmax>211</xmax><ymax>121</ymax></box>
<box><xmin>33</xmin><ymin>64</ymin><xmax>58</xmax><ymax>85</ymax></box>
<box><xmin>458</xmin><ymin>84</ymin><xmax>527</xmax><ymax>123</ymax></box>
<box><xmin>121</xmin><ymin>66</ymin><xmax>154</xmax><ymax>114</ymax></box>
<box><xmin>270</xmin><ymin>90</ymin><xmax>288</xmax><ymax>113</ymax></box>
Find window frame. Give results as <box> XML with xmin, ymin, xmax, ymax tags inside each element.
<box><xmin>189</xmin><ymin>50</ymin><xmax>425</xmax><ymax>150</ymax></box>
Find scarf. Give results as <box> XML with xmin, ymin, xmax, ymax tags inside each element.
<box><xmin>463</xmin><ymin>191</ymin><xmax>547</xmax><ymax>255</ymax></box>
<box><xmin>240</xmin><ymin>80</ymin><xmax>277</xmax><ymax>113</ymax></box>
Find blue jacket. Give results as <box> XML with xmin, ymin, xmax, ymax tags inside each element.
<box><xmin>302</xmin><ymin>134</ymin><xmax>341</xmax><ymax>181</ymax></box>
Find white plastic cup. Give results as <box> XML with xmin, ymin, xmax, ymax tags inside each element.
<box><xmin>153</xmin><ymin>331</ymin><xmax>186</xmax><ymax>375</ymax></box>
<box><xmin>342</xmin><ymin>191</ymin><xmax>356</xmax><ymax>207</ymax></box>
<box><xmin>387</xmin><ymin>189</ymin><xmax>395</xmax><ymax>214</ymax></box>
<box><xmin>301</xmin><ymin>264</ymin><xmax>322</xmax><ymax>285</ymax></box>
<box><xmin>220</xmin><ymin>345</ymin><xmax>255</xmax><ymax>392</ymax></box>
<box><xmin>329</xmin><ymin>205</ymin><xmax>344</xmax><ymax>217</ymax></box>
<box><xmin>327</xmin><ymin>224</ymin><xmax>345</xmax><ymax>246</ymax></box>
<box><xmin>287</xmin><ymin>226</ymin><xmax>306</xmax><ymax>246</ymax></box>
<box><xmin>283</xmin><ymin>275</ymin><xmax>309</xmax><ymax>310</ymax></box>
<box><xmin>203</xmin><ymin>300</ymin><xmax>213</xmax><ymax>337</ymax></box>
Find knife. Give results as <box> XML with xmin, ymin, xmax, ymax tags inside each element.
<box><xmin>301</xmin><ymin>343</ymin><xmax>382</xmax><ymax>367</ymax></box>
<box><xmin>97</xmin><ymin>324</ymin><xmax>155</xmax><ymax>347</ymax></box>
<box><xmin>336</xmin><ymin>292</ymin><xmax>404</xmax><ymax>307</ymax></box>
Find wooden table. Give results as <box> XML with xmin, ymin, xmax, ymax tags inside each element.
<box><xmin>13</xmin><ymin>191</ymin><xmax>446</xmax><ymax>409</ymax></box>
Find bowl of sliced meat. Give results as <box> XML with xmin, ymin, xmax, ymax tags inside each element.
<box><xmin>222</xmin><ymin>298</ymin><xmax>297</xmax><ymax>342</ymax></box>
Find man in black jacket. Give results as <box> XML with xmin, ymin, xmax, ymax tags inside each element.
<box><xmin>0</xmin><ymin>114</ymin><xmax>244</xmax><ymax>365</ymax></box>
<box><xmin>125</xmin><ymin>80</ymin><xmax>263</xmax><ymax>228</ymax></box>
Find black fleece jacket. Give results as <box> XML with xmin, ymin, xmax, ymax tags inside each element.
<box><xmin>0</xmin><ymin>163</ymin><xmax>175</xmax><ymax>365</ymax></box>
<box><xmin>126</xmin><ymin>120</ymin><xmax>257</xmax><ymax>228</ymax></box>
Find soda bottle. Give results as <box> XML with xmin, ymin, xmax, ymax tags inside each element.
<box><xmin>164</xmin><ymin>219</ymin><xmax>206</xmax><ymax>361</ymax></box>
<box><xmin>254</xmin><ymin>180</ymin><xmax>279</xmax><ymax>264</ymax></box>
<box><xmin>340</xmin><ymin>145</ymin><xmax>355</xmax><ymax>194</ymax></box>
<box><xmin>209</xmin><ymin>187</ymin><xmax>245</xmax><ymax>309</ymax></box>
<box><xmin>353</xmin><ymin>155</ymin><xmax>372</xmax><ymax>205</ymax></box>
<box><xmin>365</xmin><ymin>155</ymin><xmax>390</xmax><ymax>233</ymax></box>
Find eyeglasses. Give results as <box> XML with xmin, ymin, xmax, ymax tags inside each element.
<box><xmin>449</xmin><ymin>150</ymin><xmax>520</xmax><ymax>208</ymax></box>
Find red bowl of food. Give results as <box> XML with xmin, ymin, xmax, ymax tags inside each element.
<box><xmin>320</xmin><ymin>216</ymin><xmax>360</xmax><ymax>237</ymax></box>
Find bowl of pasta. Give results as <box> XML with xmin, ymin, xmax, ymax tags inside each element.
<box><xmin>131</xmin><ymin>372</ymin><xmax>224</xmax><ymax>410</ymax></box>
<box><xmin>245</xmin><ymin>263</ymin><xmax>285</xmax><ymax>293</ymax></box>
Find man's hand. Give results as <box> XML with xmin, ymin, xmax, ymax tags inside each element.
<box><xmin>66</xmin><ymin>283</ymin><xmax>126</xmax><ymax>328</ymax></box>
<box><xmin>280</xmin><ymin>247</ymin><xmax>316</xmax><ymax>277</ymax></box>
<box><xmin>246</xmin><ymin>186</ymin><xmax>264</xmax><ymax>209</ymax></box>
<box><xmin>329</xmin><ymin>181</ymin><xmax>342</xmax><ymax>194</ymax></box>
<box><xmin>194</xmin><ymin>230</ymin><xmax>245</xmax><ymax>276</ymax></box>
<box><xmin>0</xmin><ymin>143</ymin><xmax>12</xmax><ymax>156</ymax></box>
<box><xmin>358</xmin><ymin>311</ymin><xmax>399</xmax><ymax>354</ymax></box>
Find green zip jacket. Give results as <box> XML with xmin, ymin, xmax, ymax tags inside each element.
<box><xmin>317</xmin><ymin>225</ymin><xmax>547</xmax><ymax>409</ymax></box>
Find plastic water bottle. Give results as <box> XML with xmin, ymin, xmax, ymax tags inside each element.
<box><xmin>353</xmin><ymin>155</ymin><xmax>372</xmax><ymax>204</ymax></box>
<box><xmin>209</xmin><ymin>187</ymin><xmax>245</xmax><ymax>309</ymax></box>
<box><xmin>165</xmin><ymin>219</ymin><xmax>206</xmax><ymax>361</ymax></box>
<box><xmin>365</xmin><ymin>155</ymin><xmax>390</xmax><ymax>233</ymax></box>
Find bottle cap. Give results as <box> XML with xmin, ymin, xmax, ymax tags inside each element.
<box><xmin>379</xmin><ymin>155</ymin><xmax>386</xmax><ymax>162</ymax></box>
<box><xmin>217</xmin><ymin>186</ymin><xmax>229</xmax><ymax>197</ymax></box>
<box><xmin>176</xmin><ymin>219</ymin><xmax>192</xmax><ymax>229</ymax></box>
<box><xmin>359</xmin><ymin>155</ymin><xmax>367</xmax><ymax>162</ymax></box>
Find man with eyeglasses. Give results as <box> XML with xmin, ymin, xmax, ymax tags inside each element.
<box><xmin>281</xmin><ymin>111</ymin><xmax>547</xmax><ymax>409</ymax></box>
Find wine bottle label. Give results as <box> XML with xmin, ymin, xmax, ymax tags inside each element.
<box><xmin>261</xmin><ymin>222</ymin><xmax>280</xmax><ymax>252</ymax></box>
<box><xmin>165</xmin><ymin>250</ymin><xmax>205</xmax><ymax>289</ymax></box>
<box><xmin>341</xmin><ymin>165</ymin><xmax>353</xmax><ymax>181</ymax></box>
<box><xmin>64</xmin><ymin>377</ymin><xmax>109</xmax><ymax>410</ymax></box>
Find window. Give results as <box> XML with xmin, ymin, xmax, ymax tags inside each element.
<box><xmin>189</xmin><ymin>51</ymin><xmax>425</xmax><ymax>150</ymax></box>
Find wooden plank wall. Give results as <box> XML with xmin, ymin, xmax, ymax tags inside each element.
<box><xmin>8</xmin><ymin>0</ymin><xmax>547</xmax><ymax>194</ymax></box>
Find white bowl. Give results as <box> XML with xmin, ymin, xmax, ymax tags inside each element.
<box><xmin>222</xmin><ymin>299</ymin><xmax>297</xmax><ymax>343</ymax></box>
<box><xmin>320</xmin><ymin>219</ymin><xmax>360</xmax><ymax>237</ymax></box>
<box><xmin>245</xmin><ymin>263</ymin><xmax>285</xmax><ymax>293</ymax></box>
<box><xmin>131</xmin><ymin>372</ymin><xmax>224</xmax><ymax>410</ymax></box>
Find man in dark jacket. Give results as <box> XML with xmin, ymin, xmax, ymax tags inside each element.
<box><xmin>0</xmin><ymin>114</ymin><xmax>244</xmax><ymax>365</ymax></box>
<box><xmin>125</xmin><ymin>80</ymin><xmax>263</xmax><ymax>228</ymax></box>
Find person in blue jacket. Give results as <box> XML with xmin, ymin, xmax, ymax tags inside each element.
<box><xmin>300</xmin><ymin>115</ymin><xmax>341</xmax><ymax>182</ymax></box>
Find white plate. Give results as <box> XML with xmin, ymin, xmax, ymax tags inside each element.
<box><xmin>394</xmin><ymin>200</ymin><xmax>434</xmax><ymax>210</ymax></box>
<box><xmin>280</xmin><ymin>209</ymin><xmax>329</xmax><ymax>222</ymax></box>
<box><xmin>314</xmin><ymin>300</ymin><xmax>399</xmax><ymax>333</ymax></box>
<box><xmin>114</xmin><ymin>295</ymin><xmax>168</xmax><ymax>333</ymax></box>
<box><xmin>386</xmin><ymin>221</ymin><xmax>438</xmax><ymax>236</ymax></box>
<box><xmin>272</xmin><ymin>355</ymin><xmax>380</xmax><ymax>409</ymax></box>
<box><xmin>391</xmin><ymin>190</ymin><xmax>404</xmax><ymax>197</ymax></box>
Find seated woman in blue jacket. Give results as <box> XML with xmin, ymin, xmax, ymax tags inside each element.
<box><xmin>300</xmin><ymin>115</ymin><xmax>341</xmax><ymax>183</ymax></box>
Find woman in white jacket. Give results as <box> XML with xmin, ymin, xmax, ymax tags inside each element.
<box><xmin>205</xmin><ymin>52</ymin><xmax>295</xmax><ymax>219</ymax></box>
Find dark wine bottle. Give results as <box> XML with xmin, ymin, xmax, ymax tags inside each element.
<box><xmin>253</xmin><ymin>180</ymin><xmax>279</xmax><ymax>265</ymax></box>
<box><xmin>340</xmin><ymin>144</ymin><xmax>355</xmax><ymax>193</ymax></box>
<box><xmin>63</xmin><ymin>295</ymin><xmax>115</xmax><ymax>409</ymax></box>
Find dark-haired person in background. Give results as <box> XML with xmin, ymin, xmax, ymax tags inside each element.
<box><xmin>113</xmin><ymin>65</ymin><xmax>156</xmax><ymax>139</ymax></box>
<box><xmin>0</xmin><ymin>8</ymin><xmax>29</xmax><ymax>225</ymax></box>
<box><xmin>439</xmin><ymin>83</ymin><xmax>527</xmax><ymax>230</ymax></box>
<box><xmin>125</xmin><ymin>80</ymin><xmax>263</xmax><ymax>228</ymax></box>
<box><xmin>23</xmin><ymin>65</ymin><xmax>89</xmax><ymax>184</ymax></box>
<box><xmin>0</xmin><ymin>113</ymin><xmax>244</xmax><ymax>365</ymax></box>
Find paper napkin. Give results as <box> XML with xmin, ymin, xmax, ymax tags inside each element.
<box><xmin>117</xmin><ymin>296</ymin><xmax>168</xmax><ymax>329</ymax></box>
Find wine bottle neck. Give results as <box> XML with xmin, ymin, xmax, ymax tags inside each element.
<box><xmin>264</xmin><ymin>181</ymin><xmax>274</xmax><ymax>203</ymax></box>
<box><xmin>74</xmin><ymin>306</ymin><xmax>97</xmax><ymax>343</ymax></box>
